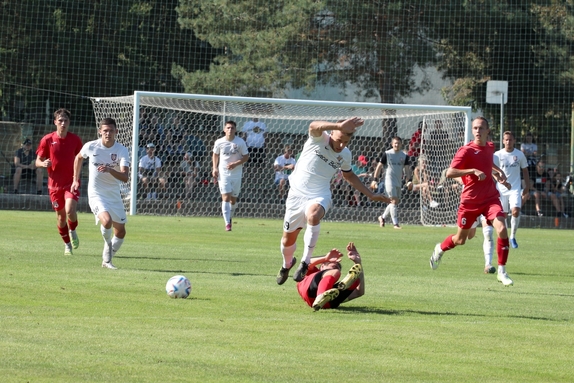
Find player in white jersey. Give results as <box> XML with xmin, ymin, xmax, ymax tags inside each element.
<box><xmin>212</xmin><ymin>121</ymin><xmax>250</xmax><ymax>231</ymax></box>
<box><xmin>276</xmin><ymin>117</ymin><xmax>391</xmax><ymax>285</ymax></box>
<box><xmin>372</xmin><ymin>136</ymin><xmax>412</xmax><ymax>229</ymax></box>
<box><xmin>71</xmin><ymin>118</ymin><xmax>130</xmax><ymax>269</ymax></box>
<box><xmin>494</xmin><ymin>131</ymin><xmax>530</xmax><ymax>248</ymax></box>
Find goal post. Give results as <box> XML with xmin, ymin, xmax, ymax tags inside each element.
<box><xmin>90</xmin><ymin>91</ymin><xmax>471</xmax><ymax>226</ymax></box>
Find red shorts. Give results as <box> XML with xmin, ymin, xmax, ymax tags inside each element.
<box><xmin>457</xmin><ymin>198</ymin><xmax>505</xmax><ymax>229</ymax></box>
<box><xmin>49</xmin><ymin>184</ymin><xmax>80</xmax><ymax>211</ymax></box>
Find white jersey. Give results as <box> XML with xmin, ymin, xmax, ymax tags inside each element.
<box><xmin>241</xmin><ymin>120</ymin><xmax>267</xmax><ymax>148</ymax></box>
<box><xmin>80</xmin><ymin>139</ymin><xmax>130</xmax><ymax>201</ymax></box>
<box><xmin>213</xmin><ymin>136</ymin><xmax>249</xmax><ymax>179</ymax></box>
<box><xmin>495</xmin><ymin>148</ymin><xmax>528</xmax><ymax>194</ymax></box>
<box><xmin>288</xmin><ymin>132</ymin><xmax>352</xmax><ymax>198</ymax></box>
<box><xmin>274</xmin><ymin>155</ymin><xmax>297</xmax><ymax>182</ymax></box>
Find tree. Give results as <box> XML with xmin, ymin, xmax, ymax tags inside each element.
<box><xmin>428</xmin><ymin>0</ymin><xmax>574</xmax><ymax>140</ymax></box>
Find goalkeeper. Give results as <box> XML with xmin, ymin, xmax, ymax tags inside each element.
<box><xmin>372</xmin><ymin>136</ymin><xmax>413</xmax><ymax>229</ymax></box>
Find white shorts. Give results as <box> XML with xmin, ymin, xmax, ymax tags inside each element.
<box><xmin>218</xmin><ymin>176</ymin><xmax>242</xmax><ymax>197</ymax></box>
<box><xmin>385</xmin><ymin>184</ymin><xmax>402</xmax><ymax>199</ymax></box>
<box><xmin>499</xmin><ymin>189</ymin><xmax>522</xmax><ymax>211</ymax></box>
<box><xmin>283</xmin><ymin>193</ymin><xmax>331</xmax><ymax>233</ymax></box>
<box><xmin>89</xmin><ymin>197</ymin><xmax>127</xmax><ymax>225</ymax></box>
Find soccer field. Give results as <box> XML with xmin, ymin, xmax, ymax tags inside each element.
<box><xmin>1</xmin><ymin>211</ymin><xmax>573</xmax><ymax>382</ymax></box>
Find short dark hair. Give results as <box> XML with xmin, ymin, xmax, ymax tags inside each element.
<box><xmin>225</xmin><ymin>120</ymin><xmax>237</xmax><ymax>129</ymax></box>
<box><xmin>473</xmin><ymin>116</ymin><xmax>489</xmax><ymax>128</ymax></box>
<box><xmin>54</xmin><ymin>108</ymin><xmax>71</xmax><ymax>120</ymax></box>
<box><xmin>99</xmin><ymin>117</ymin><xmax>117</xmax><ymax>129</ymax></box>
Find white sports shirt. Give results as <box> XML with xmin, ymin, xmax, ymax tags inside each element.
<box><xmin>274</xmin><ymin>155</ymin><xmax>297</xmax><ymax>182</ymax></box>
<box><xmin>288</xmin><ymin>131</ymin><xmax>352</xmax><ymax>198</ymax></box>
<box><xmin>494</xmin><ymin>148</ymin><xmax>528</xmax><ymax>193</ymax></box>
<box><xmin>213</xmin><ymin>136</ymin><xmax>249</xmax><ymax>179</ymax></box>
<box><xmin>80</xmin><ymin>139</ymin><xmax>130</xmax><ymax>201</ymax></box>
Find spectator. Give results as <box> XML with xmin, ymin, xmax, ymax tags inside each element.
<box><xmin>424</xmin><ymin>119</ymin><xmax>449</xmax><ymax>185</ymax></box>
<box><xmin>241</xmin><ymin>117</ymin><xmax>267</xmax><ymax>164</ymax></box>
<box><xmin>411</xmin><ymin>154</ymin><xmax>438</xmax><ymax>208</ymax></box>
<box><xmin>179</xmin><ymin>151</ymin><xmax>201</xmax><ymax>198</ymax></box>
<box><xmin>550</xmin><ymin>171</ymin><xmax>569</xmax><ymax>218</ymax></box>
<box><xmin>520</xmin><ymin>132</ymin><xmax>538</xmax><ymax>180</ymax></box>
<box><xmin>138</xmin><ymin>143</ymin><xmax>166</xmax><ymax>199</ymax></box>
<box><xmin>13</xmin><ymin>138</ymin><xmax>43</xmax><ymax>194</ymax></box>
<box><xmin>530</xmin><ymin>159</ymin><xmax>564</xmax><ymax>217</ymax></box>
<box><xmin>273</xmin><ymin>145</ymin><xmax>296</xmax><ymax>202</ymax></box>
<box><xmin>407</xmin><ymin>121</ymin><xmax>426</xmax><ymax>159</ymax></box>
<box><xmin>184</xmin><ymin>132</ymin><xmax>206</xmax><ymax>159</ymax></box>
<box><xmin>348</xmin><ymin>154</ymin><xmax>371</xmax><ymax>206</ymax></box>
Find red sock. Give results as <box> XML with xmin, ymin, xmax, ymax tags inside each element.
<box><xmin>317</xmin><ymin>275</ymin><xmax>337</xmax><ymax>309</ymax></box>
<box><xmin>497</xmin><ymin>237</ymin><xmax>509</xmax><ymax>266</ymax></box>
<box><xmin>68</xmin><ymin>219</ymin><xmax>78</xmax><ymax>231</ymax></box>
<box><xmin>58</xmin><ymin>225</ymin><xmax>70</xmax><ymax>244</ymax></box>
<box><xmin>441</xmin><ymin>234</ymin><xmax>456</xmax><ymax>252</ymax></box>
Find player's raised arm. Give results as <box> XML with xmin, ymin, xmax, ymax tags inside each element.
<box><xmin>309</xmin><ymin>117</ymin><xmax>364</xmax><ymax>137</ymax></box>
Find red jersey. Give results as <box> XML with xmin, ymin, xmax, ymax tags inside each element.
<box><xmin>450</xmin><ymin>141</ymin><xmax>499</xmax><ymax>205</ymax></box>
<box><xmin>37</xmin><ymin>131</ymin><xmax>83</xmax><ymax>189</ymax></box>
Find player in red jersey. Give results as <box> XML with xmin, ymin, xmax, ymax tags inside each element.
<box><xmin>429</xmin><ymin>117</ymin><xmax>514</xmax><ymax>286</ymax></box>
<box><xmin>36</xmin><ymin>109</ymin><xmax>83</xmax><ymax>255</ymax></box>
<box><xmin>297</xmin><ymin>242</ymin><xmax>364</xmax><ymax>311</ymax></box>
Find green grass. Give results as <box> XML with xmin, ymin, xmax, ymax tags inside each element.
<box><xmin>1</xmin><ymin>211</ymin><xmax>573</xmax><ymax>382</ymax></box>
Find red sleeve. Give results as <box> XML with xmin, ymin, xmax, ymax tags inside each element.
<box><xmin>36</xmin><ymin>135</ymin><xmax>50</xmax><ymax>159</ymax></box>
<box><xmin>449</xmin><ymin>145</ymin><xmax>468</xmax><ymax>170</ymax></box>
<box><xmin>306</xmin><ymin>265</ymin><xmax>320</xmax><ymax>276</ymax></box>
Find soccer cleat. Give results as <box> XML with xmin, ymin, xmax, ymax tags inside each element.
<box><xmin>510</xmin><ymin>238</ymin><xmax>518</xmax><ymax>249</ymax></box>
<box><xmin>497</xmin><ymin>272</ymin><xmax>514</xmax><ymax>286</ymax></box>
<box><xmin>225</xmin><ymin>223</ymin><xmax>232</xmax><ymax>231</ymax></box>
<box><xmin>537</xmin><ymin>210</ymin><xmax>544</xmax><ymax>217</ymax></box>
<box><xmin>102</xmin><ymin>262</ymin><xmax>118</xmax><ymax>270</ymax></box>
<box><xmin>393</xmin><ymin>224</ymin><xmax>401</xmax><ymax>230</ymax></box>
<box><xmin>276</xmin><ymin>257</ymin><xmax>297</xmax><ymax>285</ymax></box>
<box><xmin>64</xmin><ymin>243</ymin><xmax>73</xmax><ymax>256</ymax></box>
<box><xmin>335</xmin><ymin>264</ymin><xmax>362</xmax><ymax>290</ymax></box>
<box><xmin>378</xmin><ymin>215</ymin><xmax>385</xmax><ymax>227</ymax></box>
<box><xmin>102</xmin><ymin>242</ymin><xmax>112</xmax><ymax>264</ymax></box>
<box><xmin>484</xmin><ymin>264</ymin><xmax>496</xmax><ymax>274</ymax></box>
<box><xmin>293</xmin><ymin>261</ymin><xmax>309</xmax><ymax>282</ymax></box>
<box><xmin>429</xmin><ymin>243</ymin><xmax>443</xmax><ymax>270</ymax></box>
<box><xmin>429</xmin><ymin>200</ymin><xmax>440</xmax><ymax>208</ymax></box>
<box><xmin>312</xmin><ymin>288</ymin><xmax>340</xmax><ymax>311</ymax></box>
<box><xmin>70</xmin><ymin>230</ymin><xmax>80</xmax><ymax>249</ymax></box>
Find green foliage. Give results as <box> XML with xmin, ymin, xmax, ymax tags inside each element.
<box><xmin>429</xmin><ymin>1</ymin><xmax>574</xmax><ymax>136</ymax></box>
<box><xmin>1</xmin><ymin>211</ymin><xmax>573</xmax><ymax>382</ymax></box>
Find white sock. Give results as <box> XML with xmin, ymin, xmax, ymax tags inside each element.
<box><xmin>301</xmin><ymin>224</ymin><xmax>321</xmax><ymax>264</ymax></box>
<box><xmin>383</xmin><ymin>204</ymin><xmax>392</xmax><ymax>220</ymax></box>
<box><xmin>231</xmin><ymin>202</ymin><xmax>237</xmax><ymax>217</ymax></box>
<box><xmin>510</xmin><ymin>215</ymin><xmax>520</xmax><ymax>238</ymax></box>
<box><xmin>390</xmin><ymin>204</ymin><xmax>398</xmax><ymax>225</ymax></box>
<box><xmin>112</xmin><ymin>236</ymin><xmax>124</xmax><ymax>254</ymax></box>
<box><xmin>281</xmin><ymin>243</ymin><xmax>296</xmax><ymax>269</ymax></box>
<box><xmin>482</xmin><ymin>225</ymin><xmax>493</xmax><ymax>266</ymax></box>
<box><xmin>100</xmin><ymin>225</ymin><xmax>112</xmax><ymax>244</ymax></box>
<box><xmin>498</xmin><ymin>265</ymin><xmax>506</xmax><ymax>274</ymax></box>
<box><xmin>222</xmin><ymin>201</ymin><xmax>231</xmax><ymax>224</ymax></box>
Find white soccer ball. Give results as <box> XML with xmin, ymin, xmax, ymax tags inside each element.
<box><xmin>165</xmin><ymin>275</ymin><xmax>192</xmax><ymax>299</ymax></box>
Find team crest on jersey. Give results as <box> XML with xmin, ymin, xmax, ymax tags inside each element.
<box><xmin>337</xmin><ymin>155</ymin><xmax>343</xmax><ymax>162</ymax></box>
<box><xmin>513</xmin><ymin>156</ymin><xmax>517</xmax><ymax>162</ymax></box>
<box><xmin>52</xmin><ymin>200</ymin><xmax>59</xmax><ymax>209</ymax></box>
<box><xmin>111</xmin><ymin>154</ymin><xmax>117</xmax><ymax>161</ymax></box>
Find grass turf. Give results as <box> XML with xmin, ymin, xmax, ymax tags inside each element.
<box><xmin>0</xmin><ymin>211</ymin><xmax>573</xmax><ymax>382</ymax></box>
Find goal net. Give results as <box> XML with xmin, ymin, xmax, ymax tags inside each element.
<box><xmin>90</xmin><ymin>92</ymin><xmax>470</xmax><ymax>226</ymax></box>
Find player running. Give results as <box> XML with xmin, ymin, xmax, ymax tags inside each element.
<box><xmin>429</xmin><ymin>117</ymin><xmax>514</xmax><ymax>286</ymax></box>
<box><xmin>72</xmin><ymin>118</ymin><xmax>130</xmax><ymax>269</ymax></box>
<box><xmin>36</xmin><ymin>109</ymin><xmax>83</xmax><ymax>255</ymax></box>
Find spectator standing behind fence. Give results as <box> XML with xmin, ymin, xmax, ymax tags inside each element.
<box><xmin>212</xmin><ymin>121</ymin><xmax>250</xmax><ymax>231</ymax></box>
<box><xmin>36</xmin><ymin>108</ymin><xmax>83</xmax><ymax>256</ymax></box>
<box><xmin>407</xmin><ymin>121</ymin><xmax>425</xmax><ymax>159</ymax></box>
<box><xmin>520</xmin><ymin>132</ymin><xmax>538</xmax><ymax>180</ymax></box>
<box><xmin>180</xmin><ymin>151</ymin><xmax>201</xmax><ymax>198</ymax></box>
<box><xmin>241</xmin><ymin>117</ymin><xmax>267</xmax><ymax>164</ymax></box>
<box><xmin>273</xmin><ymin>145</ymin><xmax>296</xmax><ymax>202</ymax></box>
<box><xmin>425</xmin><ymin>119</ymin><xmax>449</xmax><ymax>185</ymax></box>
<box><xmin>14</xmin><ymin>138</ymin><xmax>43</xmax><ymax>195</ymax></box>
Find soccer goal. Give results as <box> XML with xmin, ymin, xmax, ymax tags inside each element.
<box><xmin>90</xmin><ymin>91</ymin><xmax>471</xmax><ymax>226</ymax></box>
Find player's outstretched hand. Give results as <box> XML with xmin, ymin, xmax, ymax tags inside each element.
<box><xmin>339</xmin><ymin>117</ymin><xmax>364</xmax><ymax>135</ymax></box>
<box><xmin>347</xmin><ymin>242</ymin><xmax>361</xmax><ymax>264</ymax></box>
<box><xmin>325</xmin><ymin>248</ymin><xmax>343</xmax><ymax>263</ymax></box>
